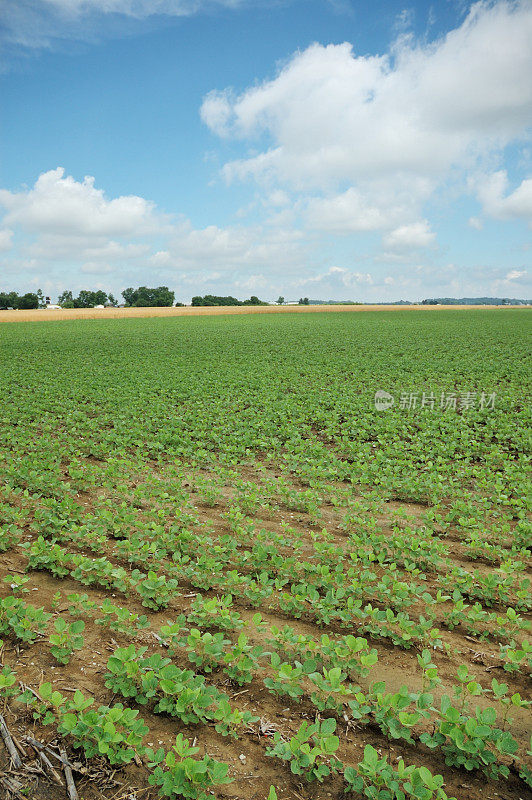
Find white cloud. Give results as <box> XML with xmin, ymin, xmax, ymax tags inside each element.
<box><xmin>477</xmin><ymin>170</ymin><xmax>532</xmax><ymax>225</ymax></box>
<box><xmin>0</xmin><ymin>167</ymin><xmax>312</xmax><ymax>299</ymax></box>
<box><xmin>505</xmin><ymin>268</ymin><xmax>527</xmax><ymax>280</ymax></box>
<box><xmin>204</xmin><ymin>2</ymin><xmax>532</xmax><ymax>190</ymax></box>
<box><xmin>0</xmin><ymin>168</ymin><xmax>163</xmax><ymax>237</ymax></box>
<box><xmin>41</xmin><ymin>0</ymin><xmax>246</xmax><ymax>17</ymax></box>
<box><xmin>2</xmin><ymin>0</ymin><xmax>252</xmax><ymax>52</ymax></box>
<box><xmin>200</xmin><ymin>91</ymin><xmax>235</xmax><ymax>138</ymax></box>
<box><xmin>2</xmin><ymin>3</ymin><xmax>532</xmax><ymax>302</ymax></box>
<box><xmin>383</xmin><ymin>220</ymin><xmax>436</xmax><ymax>251</ymax></box>
<box><xmin>202</xmin><ymin>1</ymin><xmax>532</xmax><ymax>241</ymax></box>
<box><xmin>80</xmin><ymin>261</ymin><xmax>115</xmax><ymax>274</ymax></box>
<box><xmin>305</xmin><ymin>189</ymin><xmax>389</xmax><ymax>234</ymax></box>
<box><xmin>295</xmin><ymin>266</ymin><xmax>373</xmax><ymax>288</ymax></box>
<box><xmin>150</xmin><ymin>250</ymin><xmax>173</xmax><ymax>266</ymax></box>
<box><xmin>155</xmin><ymin>219</ymin><xmax>307</xmax><ymax>270</ymax></box>
<box><xmin>234</xmin><ymin>273</ymin><xmax>268</xmax><ymax>292</ymax></box>
<box><xmin>267</xmin><ymin>190</ymin><xmax>290</xmax><ymax>207</ymax></box>
<box><xmin>0</xmin><ymin>229</ymin><xmax>13</xmax><ymax>251</ymax></box>
<box><xmin>469</xmin><ymin>216</ymin><xmax>484</xmax><ymax>230</ymax></box>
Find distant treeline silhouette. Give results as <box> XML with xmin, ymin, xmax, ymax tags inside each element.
<box><xmin>2</xmin><ymin>287</ymin><xmax>529</xmax><ymax>311</ymax></box>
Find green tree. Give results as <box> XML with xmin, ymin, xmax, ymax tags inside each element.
<box><xmin>58</xmin><ymin>290</ymin><xmax>74</xmax><ymax>308</ymax></box>
<box><xmin>122</xmin><ymin>288</ymin><xmax>136</xmax><ymax>307</ymax></box>
<box><xmin>75</xmin><ymin>289</ymin><xmax>108</xmax><ymax>308</ymax></box>
<box><xmin>92</xmin><ymin>290</ymin><xmax>108</xmax><ymax>306</ymax></box>
<box><xmin>122</xmin><ymin>286</ymin><xmax>175</xmax><ymax>307</ymax></box>
<box><xmin>192</xmin><ymin>295</ymin><xmax>248</xmax><ymax>306</ymax></box>
<box><xmin>298</xmin><ymin>297</ymin><xmax>310</xmax><ymax>305</ymax></box>
<box><xmin>75</xmin><ymin>290</ymin><xmax>92</xmax><ymax>308</ymax></box>
<box><xmin>0</xmin><ymin>291</ymin><xmax>19</xmax><ymax>309</ymax></box>
<box><xmin>17</xmin><ymin>293</ymin><xmax>39</xmax><ymax>310</ymax></box>
<box><xmin>277</xmin><ymin>296</ymin><xmax>285</xmax><ymax>305</ymax></box>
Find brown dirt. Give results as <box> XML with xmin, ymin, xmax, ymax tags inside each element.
<box><xmin>0</xmin><ymin>462</ymin><xmax>530</xmax><ymax>800</ymax></box>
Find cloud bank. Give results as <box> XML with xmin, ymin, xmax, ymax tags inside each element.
<box><xmin>202</xmin><ymin>0</ymin><xmax>532</xmax><ymax>236</ymax></box>
<box><xmin>1</xmin><ymin>1</ymin><xmax>531</xmax><ymax>300</ymax></box>
<box><xmin>1</xmin><ymin>0</ymin><xmax>253</xmax><ymax>53</ymax></box>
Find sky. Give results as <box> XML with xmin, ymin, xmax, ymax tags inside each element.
<box><xmin>0</xmin><ymin>0</ymin><xmax>531</xmax><ymax>303</ymax></box>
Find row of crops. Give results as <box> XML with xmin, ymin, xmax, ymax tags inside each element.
<box><xmin>0</xmin><ymin>310</ymin><xmax>530</xmax><ymax>799</ymax></box>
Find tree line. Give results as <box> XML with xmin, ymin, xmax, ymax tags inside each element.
<box><xmin>0</xmin><ymin>287</ymin><xmax>176</xmax><ymax>309</ymax></box>
<box><xmin>191</xmin><ymin>295</ymin><xmax>268</xmax><ymax>306</ymax></box>
<box><xmin>1</xmin><ymin>287</ymin><xmax>315</xmax><ymax>310</ymax></box>
<box><xmin>0</xmin><ymin>289</ymin><xmax>47</xmax><ymax>310</ymax></box>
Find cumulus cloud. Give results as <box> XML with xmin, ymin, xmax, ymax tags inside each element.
<box><xmin>477</xmin><ymin>170</ymin><xmax>532</xmax><ymax>225</ymax></box>
<box><xmin>294</xmin><ymin>266</ymin><xmax>374</xmax><ymax>289</ymax></box>
<box><xmin>150</xmin><ymin>218</ymin><xmax>307</xmax><ymax>270</ymax></box>
<box><xmin>204</xmin><ymin>3</ymin><xmax>532</xmax><ymax>188</ymax></box>
<box><xmin>506</xmin><ymin>268</ymin><xmax>527</xmax><ymax>280</ymax></box>
<box><xmin>202</xmin><ymin>1</ymin><xmax>532</xmax><ymax>239</ymax></box>
<box><xmin>0</xmin><ymin>168</ymin><xmax>162</xmax><ymax>237</ymax></box>
<box><xmin>0</xmin><ymin>229</ymin><xmax>14</xmax><ymax>251</ymax></box>
<box><xmin>2</xmin><ymin>3</ymin><xmax>532</xmax><ymax>301</ymax></box>
<box><xmin>383</xmin><ymin>221</ymin><xmax>436</xmax><ymax>251</ymax></box>
<box><xmin>305</xmin><ymin>189</ymin><xmax>389</xmax><ymax>234</ymax></box>
<box><xmin>0</xmin><ymin>166</ymin><xmax>312</xmax><ymax>299</ymax></box>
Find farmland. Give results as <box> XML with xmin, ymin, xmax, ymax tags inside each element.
<box><xmin>0</xmin><ymin>309</ymin><xmax>530</xmax><ymax>800</ymax></box>
<box><xmin>0</xmin><ymin>303</ymin><xmax>525</xmax><ymax>324</ymax></box>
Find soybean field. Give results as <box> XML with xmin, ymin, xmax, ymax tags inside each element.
<box><xmin>0</xmin><ymin>310</ymin><xmax>530</xmax><ymax>800</ymax></box>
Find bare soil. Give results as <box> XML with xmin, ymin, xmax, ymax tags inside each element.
<box><xmin>0</xmin><ymin>462</ymin><xmax>530</xmax><ymax>800</ymax></box>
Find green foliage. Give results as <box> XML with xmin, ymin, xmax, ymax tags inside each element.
<box><xmin>17</xmin><ymin>292</ymin><xmax>39</xmax><ymax>310</ymax></box>
<box><xmin>122</xmin><ymin>286</ymin><xmax>175</xmax><ymax>307</ymax></box>
<box><xmin>95</xmin><ymin>599</ymin><xmax>149</xmax><ymax>635</ymax></box>
<box><xmin>104</xmin><ymin>645</ymin><xmax>257</xmax><ymax>736</ymax></box>
<box><xmin>0</xmin><ymin>525</ymin><xmax>21</xmax><ymax>552</ymax></box>
<box><xmin>132</xmin><ymin>570</ymin><xmax>179</xmax><ymax>609</ymax></box>
<box><xmin>222</xmin><ymin>633</ymin><xmax>263</xmax><ymax>685</ymax></box>
<box><xmin>3</xmin><ymin>574</ymin><xmax>30</xmax><ymax>594</ymax></box>
<box><xmin>0</xmin><ymin>646</ymin><xmax>17</xmax><ymax>700</ymax></box>
<box><xmin>0</xmin><ymin>596</ymin><xmax>51</xmax><ymax>643</ymax></box>
<box><xmin>147</xmin><ymin>734</ymin><xmax>232</xmax><ymax>799</ymax></box>
<box><xmin>59</xmin><ymin>289</ymin><xmax>110</xmax><ymax>308</ymax></box>
<box><xmin>344</xmin><ymin>744</ymin><xmax>456</xmax><ymax>799</ymax></box>
<box><xmin>49</xmin><ymin>617</ymin><xmax>85</xmax><ymax>664</ymax></box>
<box><xmin>191</xmin><ymin>294</ymin><xmax>267</xmax><ymax>306</ymax></box>
<box><xmin>266</xmin><ymin>718</ymin><xmax>342</xmax><ymax>782</ymax></box>
<box><xmin>58</xmin><ymin>702</ymin><xmax>148</xmax><ymax>763</ymax></box>
<box><xmin>0</xmin><ymin>312</ymin><xmax>530</xmax><ymax>796</ymax></box>
<box><xmin>183</xmin><ymin>629</ymin><xmax>230</xmax><ymax>671</ymax></box>
<box><xmin>420</xmin><ymin>696</ymin><xmax>518</xmax><ymax>779</ymax></box>
<box><xmin>18</xmin><ymin>682</ymin><xmax>147</xmax><ymax>764</ymax></box>
<box><xmin>187</xmin><ymin>595</ymin><xmax>244</xmax><ymax>631</ymax></box>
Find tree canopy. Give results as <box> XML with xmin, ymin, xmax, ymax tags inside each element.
<box><xmin>122</xmin><ymin>286</ymin><xmax>175</xmax><ymax>307</ymax></box>
<box><xmin>191</xmin><ymin>295</ymin><xmax>268</xmax><ymax>307</ymax></box>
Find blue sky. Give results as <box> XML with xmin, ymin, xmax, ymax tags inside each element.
<box><xmin>0</xmin><ymin>0</ymin><xmax>531</xmax><ymax>303</ymax></box>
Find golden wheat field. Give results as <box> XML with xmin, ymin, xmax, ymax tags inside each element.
<box><xmin>0</xmin><ymin>304</ymin><xmax>528</xmax><ymax>323</ymax></box>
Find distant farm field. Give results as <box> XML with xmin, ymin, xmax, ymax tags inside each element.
<box><xmin>0</xmin><ymin>311</ymin><xmax>530</xmax><ymax>800</ymax></box>
<box><xmin>0</xmin><ymin>303</ymin><xmax>527</xmax><ymax>323</ymax></box>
